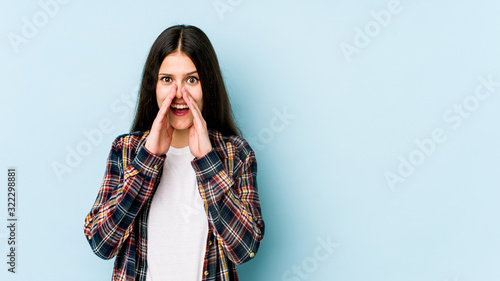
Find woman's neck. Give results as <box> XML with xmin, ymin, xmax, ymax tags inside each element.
<box><xmin>170</xmin><ymin>129</ymin><xmax>189</xmax><ymax>148</ymax></box>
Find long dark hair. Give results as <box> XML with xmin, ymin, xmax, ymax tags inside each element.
<box><xmin>131</xmin><ymin>25</ymin><xmax>241</xmax><ymax>136</ymax></box>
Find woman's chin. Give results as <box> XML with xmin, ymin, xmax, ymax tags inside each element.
<box><xmin>169</xmin><ymin>120</ymin><xmax>193</xmax><ymax>131</ymax></box>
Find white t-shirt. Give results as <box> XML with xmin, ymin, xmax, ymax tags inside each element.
<box><xmin>145</xmin><ymin>146</ymin><xmax>209</xmax><ymax>281</ymax></box>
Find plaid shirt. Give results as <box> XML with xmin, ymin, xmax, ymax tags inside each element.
<box><xmin>83</xmin><ymin>129</ymin><xmax>264</xmax><ymax>281</ymax></box>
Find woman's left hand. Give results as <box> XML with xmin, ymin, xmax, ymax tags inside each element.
<box><xmin>183</xmin><ymin>88</ymin><xmax>213</xmax><ymax>159</ymax></box>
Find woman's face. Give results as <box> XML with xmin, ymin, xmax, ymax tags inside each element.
<box><xmin>156</xmin><ymin>51</ymin><xmax>203</xmax><ymax>130</ymax></box>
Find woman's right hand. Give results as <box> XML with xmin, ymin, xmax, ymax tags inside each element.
<box><xmin>144</xmin><ymin>84</ymin><xmax>177</xmax><ymax>156</ymax></box>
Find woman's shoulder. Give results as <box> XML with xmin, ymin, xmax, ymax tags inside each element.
<box><xmin>208</xmin><ymin>129</ymin><xmax>255</xmax><ymax>159</ymax></box>
<box><xmin>109</xmin><ymin>131</ymin><xmax>149</xmax><ymax>152</ymax></box>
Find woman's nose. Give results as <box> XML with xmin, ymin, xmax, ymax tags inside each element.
<box><xmin>174</xmin><ymin>83</ymin><xmax>183</xmax><ymax>98</ymax></box>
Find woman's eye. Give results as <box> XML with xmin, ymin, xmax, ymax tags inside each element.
<box><xmin>187</xmin><ymin>77</ymin><xmax>199</xmax><ymax>84</ymax></box>
<box><xmin>161</xmin><ymin>77</ymin><xmax>172</xmax><ymax>83</ymax></box>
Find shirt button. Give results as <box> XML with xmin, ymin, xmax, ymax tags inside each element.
<box><xmin>153</xmin><ymin>164</ymin><xmax>158</xmax><ymax>170</ymax></box>
<box><xmin>204</xmin><ymin>271</ymin><xmax>209</xmax><ymax>276</ymax></box>
<box><xmin>208</xmin><ymin>240</ymin><xmax>212</xmax><ymax>246</ymax></box>
<box><xmin>249</xmin><ymin>252</ymin><xmax>255</xmax><ymax>258</ymax></box>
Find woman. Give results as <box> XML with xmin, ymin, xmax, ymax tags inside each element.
<box><xmin>83</xmin><ymin>25</ymin><xmax>265</xmax><ymax>281</ymax></box>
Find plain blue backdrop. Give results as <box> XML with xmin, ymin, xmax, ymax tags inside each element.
<box><xmin>1</xmin><ymin>0</ymin><xmax>500</xmax><ymax>280</ymax></box>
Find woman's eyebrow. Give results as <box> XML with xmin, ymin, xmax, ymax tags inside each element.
<box><xmin>158</xmin><ymin>70</ymin><xmax>198</xmax><ymax>76</ymax></box>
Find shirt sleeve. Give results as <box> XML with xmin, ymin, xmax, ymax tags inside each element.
<box><xmin>83</xmin><ymin>135</ymin><xmax>165</xmax><ymax>260</ymax></box>
<box><xmin>191</xmin><ymin>142</ymin><xmax>265</xmax><ymax>265</ymax></box>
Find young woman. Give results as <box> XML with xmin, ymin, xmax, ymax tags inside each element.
<box><xmin>83</xmin><ymin>25</ymin><xmax>265</xmax><ymax>281</ymax></box>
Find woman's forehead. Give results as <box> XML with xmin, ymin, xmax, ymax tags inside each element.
<box><xmin>158</xmin><ymin>52</ymin><xmax>197</xmax><ymax>74</ymax></box>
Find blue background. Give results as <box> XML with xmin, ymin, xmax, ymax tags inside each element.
<box><xmin>1</xmin><ymin>0</ymin><xmax>500</xmax><ymax>280</ymax></box>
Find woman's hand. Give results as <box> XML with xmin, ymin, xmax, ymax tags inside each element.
<box><xmin>183</xmin><ymin>88</ymin><xmax>212</xmax><ymax>158</ymax></box>
<box><xmin>145</xmin><ymin>84</ymin><xmax>177</xmax><ymax>156</ymax></box>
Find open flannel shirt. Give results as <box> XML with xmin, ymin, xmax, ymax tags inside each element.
<box><xmin>83</xmin><ymin>129</ymin><xmax>264</xmax><ymax>281</ymax></box>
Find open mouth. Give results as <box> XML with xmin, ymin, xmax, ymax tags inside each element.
<box><xmin>170</xmin><ymin>103</ymin><xmax>190</xmax><ymax>116</ymax></box>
